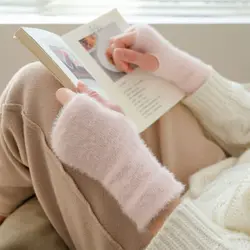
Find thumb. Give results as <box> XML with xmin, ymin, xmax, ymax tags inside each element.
<box><xmin>113</xmin><ymin>48</ymin><xmax>159</xmax><ymax>72</ymax></box>
<box><xmin>56</xmin><ymin>88</ymin><xmax>76</xmax><ymax>106</ymax></box>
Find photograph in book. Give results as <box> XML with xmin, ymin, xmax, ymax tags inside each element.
<box><xmin>49</xmin><ymin>45</ymin><xmax>103</xmax><ymax>94</ymax></box>
<box><xmin>79</xmin><ymin>22</ymin><xmax>126</xmax><ymax>82</ymax></box>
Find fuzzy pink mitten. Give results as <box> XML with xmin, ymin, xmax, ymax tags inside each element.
<box><xmin>52</xmin><ymin>94</ymin><xmax>184</xmax><ymax>231</ymax></box>
<box><xmin>129</xmin><ymin>25</ymin><xmax>212</xmax><ymax>93</ymax></box>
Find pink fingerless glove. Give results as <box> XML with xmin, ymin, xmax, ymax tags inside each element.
<box><xmin>130</xmin><ymin>25</ymin><xmax>212</xmax><ymax>93</ymax></box>
<box><xmin>52</xmin><ymin>94</ymin><xmax>184</xmax><ymax>231</ymax></box>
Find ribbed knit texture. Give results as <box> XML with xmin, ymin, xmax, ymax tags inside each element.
<box><xmin>146</xmin><ymin>199</ymin><xmax>250</xmax><ymax>250</ymax></box>
<box><xmin>145</xmin><ymin>71</ymin><xmax>250</xmax><ymax>249</ymax></box>
<box><xmin>184</xmin><ymin>72</ymin><xmax>250</xmax><ymax>149</ymax></box>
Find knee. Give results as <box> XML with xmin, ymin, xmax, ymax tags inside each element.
<box><xmin>1</xmin><ymin>62</ymin><xmax>64</xmax><ymax>138</ymax></box>
<box><xmin>2</xmin><ymin>62</ymin><xmax>63</xmax><ymax>108</ymax></box>
<box><xmin>7</xmin><ymin>62</ymin><xmax>62</xmax><ymax>100</ymax></box>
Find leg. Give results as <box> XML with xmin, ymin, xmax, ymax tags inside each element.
<box><xmin>141</xmin><ymin>103</ymin><xmax>226</xmax><ymax>185</ymax></box>
<box><xmin>0</xmin><ymin>62</ymin><xmax>150</xmax><ymax>249</ymax></box>
<box><xmin>0</xmin><ymin>197</ymin><xmax>68</xmax><ymax>250</ymax></box>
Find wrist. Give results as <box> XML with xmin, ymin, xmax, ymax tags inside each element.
<box><xmin>147</xmin><ymin>198</ymin><xmax>181</xmax><ymax>236</ymax></box>
<box><xmin>152</xmin><ymin>45</ymin><xmax>212</xmax><ymax>94</ymax></box>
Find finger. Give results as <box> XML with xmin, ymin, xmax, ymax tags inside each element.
<box><xmin>56</xmin><ymin>88</ymin><xmax>76</xmax><ymax>105</ymax></box>
<box><xmin>110</xmin><ymin>31</ymin><xmax>136</xmax><ymax>49</ymax></box>
<box><xmin>106</xmin><ymin>43</ymin><xmax>116</xmax><ymax>56</ymax></box>
<box><xmin>87</xmin><ymin>89</ymin><xmax>124</xmax><ymax>114</ymax></box>
<box><xmin>77</xmin><ymin>81</ymin><xmax>89</xmax><ymax>93</ymax></box>
<box><xmin>105</xmin><ymin>47</ymin><xmax>115</xmax><ymax>65</ymax></box>
<box><xmin>77</xmin><ymin>82</ymin><xmax>116</xmax><ymax>107</ymax></box>
<box><xmin>107</xmin><ymin>38</ymin><xmax>130</xmax><ymax>70</ymax></box>
<box><xmin>112</xmin><ymin>49</ymin><xmax>130</xmax><ymax>73</ymax></box>
<box><xmin>107</xmin><ymin>103</ymin><xmax>124</xmax><ymax>114</ymax></box>
<box><xmin>77</xmin><ymin>82</ymin><xmax>105</xmax><ymax>102</ymax></box>
<box><xmin>77</xmin><ymin>83</ymin><xmax>103</xmax><ymax>102</ymax></box>
<box><xmin>106</xmin><ymin>46</ymin><xmax>113</xmax><ymax>57</ymax></box>
<box><xmin>88</xmin><ymin>90</ymin><xmax>105</xmax><ymax>103</ymax></box>
<box><xmin>113</xmin><ymin>48</ymin><xmax>159</xmax><ymax>72</ymax></box>
<box><xmin>76</xmin><ymin>82</ymin><xmax>124</xmax><ymax>114</ymax></box>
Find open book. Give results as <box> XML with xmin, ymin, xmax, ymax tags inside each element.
<box><xmin>14</xmin><ymin>9</ymin><xmax>185</xmax><ymax>133</ymax></box>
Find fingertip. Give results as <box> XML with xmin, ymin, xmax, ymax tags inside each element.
<box><xmin>56</xmin><ymin>88</ymin><xmax>66</xmax><ymax>100</ymax></box>
<box><xmin>106</xmin><ymin>48</ymin><xmax>115</xmax><ymax>65</ymax></box>
<box><xmin>77</xmin><ymin>81</ymin><xmax>88</xmax><ymax>93</ymax></box>
<box><xmin>121</xmin><ymin>62</ymin><xmax>130</xmax><ymax>73</ymax></box>
<box><xmin>77</xmin><ymin>81</ymin><xmax>84</xmax><ymax>87</ymax></box>
<box><xmin>56</xmin><ymin>88</ymin><xmax>76</xmax><ymax>105</ymax></box>
<box><xmin>114</xmin><ymin>48</ymin><xmax>137</xmax><ymax>62</ymax></box>
<box><xmin>87</xmin><ymin>90</ymin><xmax>99</xmax><ymax>98</ymax></box>
<box><xmin>106</xmin><ymin>47</ymin><xmax>112</xmax><ymax>56</ymax></box>
<box><xmin>88</xmin><ymin>91</ymin><xmax>108</xmax><ymax>106</ymax></box>
<box><xmin>110</xmin><ymin>103</ymin><xmax>124</xmax><ymax>114</ymax></box>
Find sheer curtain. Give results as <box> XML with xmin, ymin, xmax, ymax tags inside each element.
<box><xmin>1</xmin><ymin>0</ymin><xmax>250</xmax><ymax>20</ymax></box>
<box><xmin>44</xmin><ymin>1</ymin><xmax>250</xmax><ymax>16</ymax></box>
<box><xmin>0</xmin><ymin>0</ymin><xmax>47</xmax><ymax>14</ymax></box>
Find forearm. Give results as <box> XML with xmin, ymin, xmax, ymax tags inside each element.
<box><xmin>147</xmin><ymin>198</ymin><xmax>180</xmax><ymax>236</ymax></box>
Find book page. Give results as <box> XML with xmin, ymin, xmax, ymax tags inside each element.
<box><xmin>20</xmin><ymin>27</ymin><xmax>107</xmax><ymax>97</ymax></box>
<box><xmin>63</xmin><ymin>9</ymin><xmax>185</xmax><ymax>133</ymax></box>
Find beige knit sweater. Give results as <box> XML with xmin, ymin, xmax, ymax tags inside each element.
<box><xmin>146</xmin><ymin>71</ymin><xmax>250</xmax><ymax>249</ymax></box>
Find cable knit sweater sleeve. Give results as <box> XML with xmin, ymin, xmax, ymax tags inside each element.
<box><xmin>145</xmin><ymin>70</ymin><xmax>250</xmax><ymax>250</ymax></box>
<box><xmin>183</xmin><ymin>70</ymin><xmax>250</xmax><ymax>155</ymax></box>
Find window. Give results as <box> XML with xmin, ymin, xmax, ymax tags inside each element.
<box><xmin>1</xmin><ymin>1</ymin><xmax>250</xmax><ymax>22</ymax></box>
<box><xmin>0</xmin><ymin>0</ymin><xmax>45</xmax><ymax>14</ymax></box>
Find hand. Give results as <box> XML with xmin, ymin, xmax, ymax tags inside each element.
<box><xmin>53</xmin><ymin>80</ymin><xmax>142</xmax><ymax>186</ymax></box>
<box><xmin>52</xmin><ymin>79</ymin><xmax>183</xmax><ymax>232</ymax></box>
<box><xmin>106</xmin><ymin>25</ymin><xmax>210</xmax><ymax>94</ymax></box>
<box><xmin>56</xmin><ymin>81</ymin><xmax>123</xmax><ymax>114</ymax></box>
<box><xmin>106</xmin><ymin>27</ymin><xmax>159</xmax><ymax>73</ymax></box>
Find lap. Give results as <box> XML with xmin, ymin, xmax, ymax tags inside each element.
<box><xmin>1</xmin><ymin>62</ymin><xmax>149</xmax><ymax>249</ymax></box>
<box><xmin>0</xmin><ymin>62</ymin><xmax>225</xmax><ymax>249</ymax></box>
